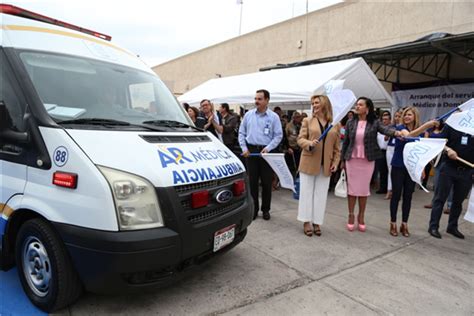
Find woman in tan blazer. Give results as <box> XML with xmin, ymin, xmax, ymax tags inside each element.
<box><xmin>297</xmin><ymin>95</ymin><xmax>340</xmax><ymax>236</ymax></box>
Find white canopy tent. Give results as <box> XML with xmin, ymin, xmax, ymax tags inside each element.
<box><xmin>178</xmin><ymin>57</ymin><xmax>393</xmax><ymax>110</ymax></box>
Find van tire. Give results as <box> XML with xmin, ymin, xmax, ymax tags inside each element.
<box><xmin>15</xmin><ymin>218</ymin><xmax>83</xmax><ymax>312</ymax></box>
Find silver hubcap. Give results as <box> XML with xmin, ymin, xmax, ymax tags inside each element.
<box><xmin>22</xmin><ymin>236</ymin><xmax>51</xmax><ymax>297</ymax></box>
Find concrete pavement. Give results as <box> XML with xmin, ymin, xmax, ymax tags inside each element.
<box><xmin>59</xmin><ymin>187</ymin><xmax>473</xmax><ymax>315</ymax></box>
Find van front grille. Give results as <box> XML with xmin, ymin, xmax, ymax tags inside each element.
<box><xmin>173</xmin><ymin>173</ymin><xmax>246</xmax><ymax>225</ymax></box>
<box><xmin>187</xmin><ymin>201</ymin><xmax>244</xmax><ymax>224</ymax></box>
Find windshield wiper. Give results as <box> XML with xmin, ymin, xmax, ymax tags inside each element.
<box><xmin>58</xmin><ymin>118</ymin><xmax>166</xmax><ymax>131</ymax></box>
<box><xmin>142</xmin><ymin>119</ymin><xmax>202</xmax><ymax>131</ymax></box>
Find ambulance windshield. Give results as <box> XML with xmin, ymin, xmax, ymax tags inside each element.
<box><xmin>19</xmin><ymin>51</ymin><xmax>191</xmax><ymax>127</ymax></box>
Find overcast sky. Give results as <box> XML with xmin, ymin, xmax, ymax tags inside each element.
<box><xmin>7</xmin><ymin>0</ymin><xmax>341</xmax><ymax>67</ymax></box>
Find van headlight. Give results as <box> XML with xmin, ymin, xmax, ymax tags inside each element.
<box><xmin>98</xmin><ymin>166</ymin><xmax>164</xmax><ymax>230</ymax></box>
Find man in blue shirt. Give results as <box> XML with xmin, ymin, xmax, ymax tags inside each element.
<box><xmin>239</xmin><ymin>89</ymin><xmax>283</xmax><ymax>220</ymax></box>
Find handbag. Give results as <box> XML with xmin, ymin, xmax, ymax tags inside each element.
<box><xmin>335</xmin><ymin>169</ymin><xmax>347</xmax><ymax>198</ymax></box>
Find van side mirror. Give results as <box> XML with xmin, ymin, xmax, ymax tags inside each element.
<box><xmin>0</xmin><ymin>101</ymin><xmax>29</xmax><ymax>144</ymax></box>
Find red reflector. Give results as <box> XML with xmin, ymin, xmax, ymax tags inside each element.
<box><xmin>191</xmin><ymin>190</ymin><xmax>209</xmax><ymax>209</ymax></box>
<box><xmin>233</xmin><ymin>180</ymin><xmax>245</xmax><ymax>196</ymax></box>
<box><xmin>52</xmin><ymin>172</ymin><xmax>78</xmax><ymax>189</ymax></box>
<box><xmin>0</xmin><ymin>4</ymin><xmax>22</xmax><ymax>15</ymax></box>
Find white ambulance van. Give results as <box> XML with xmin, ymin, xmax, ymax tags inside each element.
<box><xmin>0</xmin><ymin>4</ymin><xmax>253</xmax><ymax>312</ymax></box>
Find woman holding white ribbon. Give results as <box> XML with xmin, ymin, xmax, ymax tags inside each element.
<box><xmin>297</xmin><ymin>95</ymin><xmax>340</xmax><ymax>237</ymax></box>
<box><xmin>389</xmin><ymin>107</ymin><xmax>438</xmax><ymax>237</ymax></box>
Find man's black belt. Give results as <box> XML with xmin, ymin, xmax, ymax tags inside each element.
<box><xmin>247</xmin><ymin>144</ymin><xmax>267</xmax><ymax>154</ymax></box>
<box><xmin>247</xmin><ymin>144</ymin><xmax>266</xmax><ymax>151</ymax></box>
<box><xmin>446</xmin><ymin>161</ymin><xmax>472</xmax><ymax>172</ymax></box>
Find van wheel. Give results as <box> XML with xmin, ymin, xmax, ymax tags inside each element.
<box><xmin>15</xmin><ymin>218</ymin><xmax>83</xmax><ymax>312</ymax></box>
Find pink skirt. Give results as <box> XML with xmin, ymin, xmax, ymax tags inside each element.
<box><xmin>346</xmin><ymin>158</ymin><xmax>375</xmax><ymax>197</ymax></box>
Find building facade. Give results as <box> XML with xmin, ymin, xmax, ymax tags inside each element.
<box><xmin>152</xmin><ymin>0</ymin><xmax>474</xmax><ymax>96</ymax></box>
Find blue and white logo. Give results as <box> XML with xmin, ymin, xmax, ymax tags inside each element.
<box><xmin>215</xmin><ymin>189</ymin><xmax>233</xmax><ymax>204</ymax></box>
<box><xmin>53</xmin><ymin>146</ymin><xmax>69</xmax><ymax>167</ymax></box>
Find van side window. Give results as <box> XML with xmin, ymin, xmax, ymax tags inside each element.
<box><xmin>0</xmin><ymin>55</ymin><xmax>26</xmax><ymax>132</ymax></box>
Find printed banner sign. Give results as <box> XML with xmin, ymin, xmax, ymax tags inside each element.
<box><xmin>392</xmin><ymin>83</ymin><xmax>474</xmax><ymax>122</ymax></box>
<box><xmin>446</xmin><ymin>98</ymin><xmax>474</xmax><ymax>135</ymax></box>
<box><xmin>403</xmin><ymin>138</ymin><xmax>447</xmax><ymax>192</ymax></box>
<box><xmin>464</xmin><ymin>189</ymin><xmax>474</xmax><ymax>223</ymax></box>
<box><xmin>261</xmin><ymin>153</ymin><xmax>295</xmax><ymax>192</ymax></box>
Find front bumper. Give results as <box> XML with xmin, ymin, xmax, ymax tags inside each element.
<box><xmin>53</xmin><ymin>197</ymin><xmax>252</xmax><ymax>294</ymax></box>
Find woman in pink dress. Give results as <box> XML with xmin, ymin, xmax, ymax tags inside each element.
<box><xmin>341</xmin><ymin>97</ymin><xmax>405</xmax><ymax>232</ymax></box>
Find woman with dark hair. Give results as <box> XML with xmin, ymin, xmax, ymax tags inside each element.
<box><xmin>187</xmin><ymin>106</ymin><xmax>206</xmax><ymax>129</ymax></box>
<box><xmin>341</xmin><ymin>97</ymin><xmax>405</xmax><ymax>232</ymax></box>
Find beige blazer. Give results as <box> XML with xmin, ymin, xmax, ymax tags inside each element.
<box><xmin>297</xmin><ymin>117</ymin><xmax>340</xmax><ymax>177</ymax></box>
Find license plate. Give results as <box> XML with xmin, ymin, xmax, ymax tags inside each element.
<box><xmin>213</xmin><ymin>224</ymin><xmax>236</xmax><ymax>252</ymax></box>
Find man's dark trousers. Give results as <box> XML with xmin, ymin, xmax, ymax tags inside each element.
<box><xmin>375</xmin><ymin>150</ymin><xmax>388</xmax><ymax>192</ymax></box>
<box><xmin>247</xmin><ymin>144</ymin><xmax>274</xmax><ymax>217</ymax></box>
<box><xmin>429</xmin><ymin>163</ymin><xmax>472</xmax><ymax>231</ymax></box>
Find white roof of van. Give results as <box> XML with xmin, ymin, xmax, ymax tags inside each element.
<box><xmin>0</xmin><ymin>13</ymin><xmax>154</xmax><ymax>74</ymax></box>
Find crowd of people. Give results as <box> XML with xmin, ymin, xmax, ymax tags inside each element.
<box><xmin>183</xmin><ymin>90</ymin><xmax>473</xmax><ymax>240</ymax></box>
